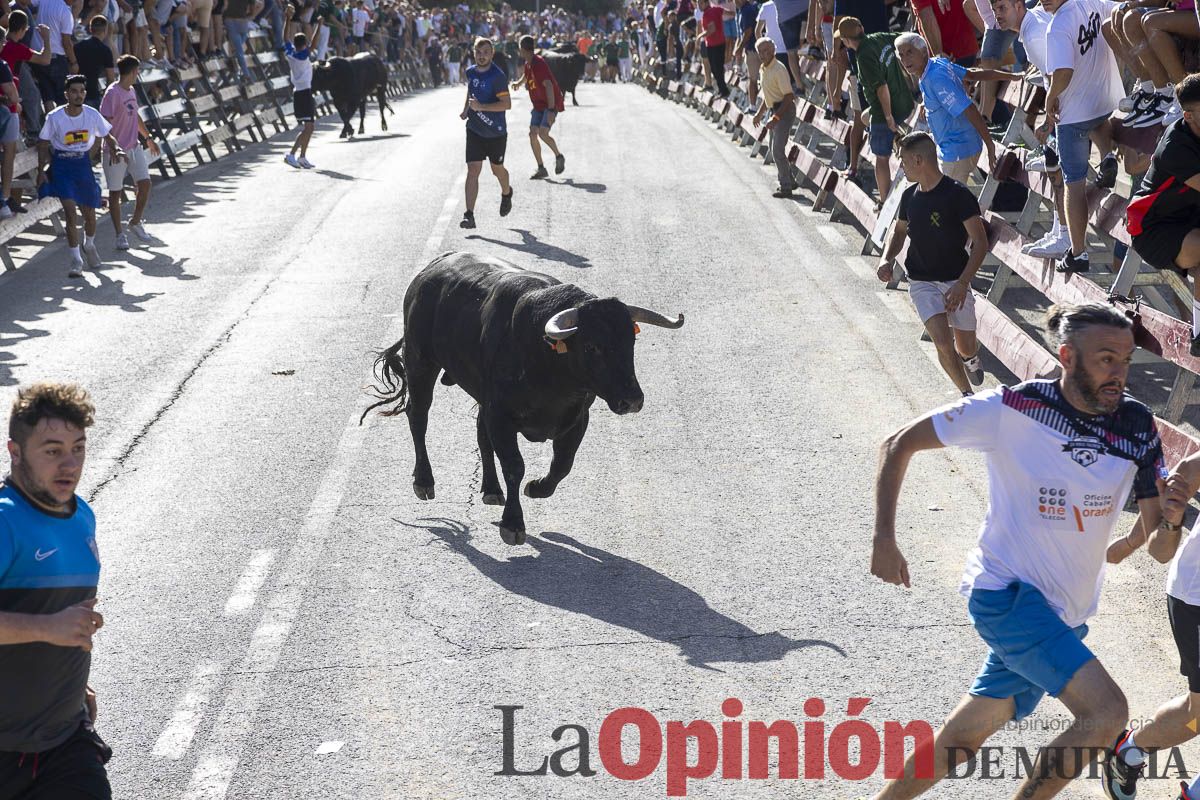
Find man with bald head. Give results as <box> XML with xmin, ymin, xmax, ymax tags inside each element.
<box><xmin>752</xmin><ymin>36</ymin><xmax>797</xmax><ymax>198</ymax></box>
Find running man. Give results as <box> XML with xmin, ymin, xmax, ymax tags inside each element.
<box><xmin>38</xmin><ymin>75</ymin><xmax>125</xmax><ymax>278</ymax></box>
<box><xmin>460</xmin><ymin>37</ymin><xmax>512</xmax><ymax>230</ymax></box>
<box><xmin>511</xmin><ymin>35</ymin><xmax>564</xmax><ymax>181</ymax></box>
<box><xmin>877</xmin><ymin>132</ymin><xmax>986</xmax><ymax>395</ymax></box>
<box><xmin>283</xmin><ymin>4</ymin><xmax>321</xmax><ymax>169</ymax></box>
<box><xmin>0</xmin><ymin>382</ymin><xmax>110</xmax><ymax>799</ymax></box>
<box><xmin>100</xmin><ymin>55</ymin><xmax>160</xmax><ymax>251</ymax></box>
<box><xmin>872</xmin><ymin>301</ymin><xmax>1165</xmax><ymax>800</ymax></box>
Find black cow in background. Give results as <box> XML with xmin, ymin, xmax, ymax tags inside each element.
<box><xmin>361</xmin><ymin>251</ymin><xmax>686</xmax><ymax>545</ymax></box>
<box><xmin>311</xmin><ymin>52</ymin><xmax>393</xmax><ymax>138</ymax></box>
<box><xmin>545</xmin><ymin>45</ymin><xmax>591</xmax><ymax>106</ymax></box>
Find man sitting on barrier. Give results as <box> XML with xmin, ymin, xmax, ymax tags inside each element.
<box><xmin>877</xmin><ymin>132</ymin><xmax>986</xmax><ymax>394</ymax></box>
<box><xmin>751</xmin><ymin>36</ymin><xmax>797</xmax><ymax>198</ymax></box>
<box><xmin>37</xmin><ymin>75</ymin><xmax>124</xmax><ymax>279</ymax></box>
<box><xmin>1127</xmin><ymin>74</ymin><xmax>1200</xmax><ymax>356</ymax></box>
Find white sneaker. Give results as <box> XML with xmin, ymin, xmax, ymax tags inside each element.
<box><xmin>115</xmin><ymin>232</ymin><xmax>130</xmax><ymax>250</ymax></box>
<box><xmin>129</xmin><ymin>222</ymin><xmax>151</xmax><ymax>242</ymax></box>
<box><xmin>1028</xmin><ymin>231</ymin><xmax>1072</xmax><ymax>259</ymax></box>
<box><xmin>0</xmin><ymin>205</ymin><xmax>14</xmax><ymax>220</ymax></box>
<box><xmin>1163</xmin><ymin>100</ymin><xmax>1184</xmax><ymax>127</ymax></box>
<box><xmin>285</xmin><ymin>153</ymin><xmax>300</xmax><ymax>168</ymax></box>
<box><xmin>1021</xmin><ymin>230</ymin><xmax>1056</xmax><ymax>254</ymax></box>
<box><xmin>82</xmin><ymin>242</ymin><xmax>102</xmax><ymax>268</ymax></box>
<box><xmin>68</xmin><ymin>256</ymin><xmax>84</xmax><ymax>278</ymax></box>
<box><xmin>963</xmin><ymin>354</ymin><xmax>984</xmax><ymax>386</ymax></box>
<box><xmin>298</xmin><ymin>156</ymin><xmax>315</xmax><ymax>169</ymax></box>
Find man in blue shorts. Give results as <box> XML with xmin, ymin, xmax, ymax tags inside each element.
<box><xmin>872</xmin><ymin>302</ymin><xmax>1165</xmax><ymax>799</ymax></box>
<box><xmin>512</xmin><ymin>35</ymin><xmax>565</xmax><ymax>181</ymax></box>
<box><xmin>37</xmin><ymin>75</ymin><xmax>125</xmax><ymax>278</ymax></box>
<box><xmin>0</xmin><ymin>382</ymin><xmax>110</xmax><ymax>800</ymax></box>
<box><xmin>460</xmin><ymin>37</ymin><xmax>513</xmax><ymax>230</ymax></box>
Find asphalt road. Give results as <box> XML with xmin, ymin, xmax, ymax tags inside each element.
<box><xmin>0</xmin><ymin>80</ymin><xmax>1189</xmax><ymax>799</ymax></box>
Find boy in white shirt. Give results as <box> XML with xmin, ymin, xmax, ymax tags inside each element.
<box><xmin>283</xmin><ymin>5</ymin><xmax>320</xmax><ymax>169</ymax></box>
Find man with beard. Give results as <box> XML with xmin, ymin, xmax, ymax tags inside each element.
<box><xmin>459</xmin><ymin>38</ymin><xmax>512</xmax><ymax>229</ymax></box>
<box><xmin>871</xmin><ymin>302</ymin><xmax>1166</xmax><ymax>800</ymax></box>
<box><xmin>0</xmin><ymin>382</ymin><xmax>110</xmax><ymax>800</ymax></box>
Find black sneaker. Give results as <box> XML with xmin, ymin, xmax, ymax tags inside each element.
<box><xmin>772</xmin><ymin>186</ymin><xmax>794</xmax><ymax>198</ymax></box>
<box><xmin>530</xmin><ymin>165</ymin><xmax>549</xmax><ymax>180</ymax></box>
<box><xmin>1055</xmin><ymin>251</ymin><xmax>1090</xmax><ymax>274</ymax></box>
<box><xmin>1102</xmin><ymin>729</ymin><xmax>1144</xmax><ymax>800</ymax></box>
<box><xmin>6</xmin><ymin>196</ymin><xmax>25</xmax><ymax>213</ymax></box>
<box><xmin>1096</xmin><ymin>153</ymin><xmax>1119</xmax><ymax>189</ymax></box>
<box><xmin>1130</xmin><ymin>94</ymin><xmax>1170</xmax><ymax>129</ymax></box>
<box><xmin>555</xmin><ymin>153</ymin><xmax>565</xmax><ymax>174</ymax></box>
<box><xmin>499</xmin><ymin>189</ymin><xmax>513</xmax><ymax>217</ymax></box>
<box><xmin>1191</xmin><ymin>333</ymin><xmax>1200</xmax><ymax>358</ymax></box>
<box><xmin>459</xmin><ymin>211</ymin><xmax>476</xmax><ymax>229</ymax></box>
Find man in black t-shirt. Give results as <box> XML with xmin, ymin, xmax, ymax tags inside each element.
<box><xmin>878</xmin><ymin>131</ymin><xmax>989</xmax><ymax>395</ymax></box>
<box><xmin>74</xmin><ymin>17</ymin><xmax>115</xmax><ymax>108</ymax></box>
<box><xmin>1128</xmin><ymin>74</ymin><xmax>1200</xmax><ymax>357</ymax></box>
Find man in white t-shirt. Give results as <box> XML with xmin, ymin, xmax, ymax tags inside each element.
<box><xmin>872</xmin><ymin>301</ymin><xmax>1165</xmax><ymax>799</ymax></box>
<box><xmin>754</xmin><ymin>0</ymin><xmax>790</xmax><ymax>82</ymax></box>
<box><xmin>38</xmin><ymin>75</ymin><xmax>125</xmax><ymax>278</ymax></box>
<box><xmin>1042</xmin><ymin>0</ymin><xmax>1123</xmax><ymax>276</ymax></box>
<box><xmin>30</xmin><ymin>0</ymin><xmax>76</xmax><ymax>113</ymax></box>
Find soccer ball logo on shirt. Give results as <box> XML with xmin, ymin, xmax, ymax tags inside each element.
<box><xmin>1062</xmin><ymin>435</ymin><xmax>1106</xmax><ymax>468</ymax></box>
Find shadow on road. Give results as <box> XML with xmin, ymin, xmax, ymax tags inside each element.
<box><xmin>340</xmin><ymin>132</ymin><xmax>410</xmax><ymax>143</ymax></box>
<box><xmin>465</xmin><ymin>229</ymin><xmax>592</xmax><ymax>269</ymax></box>
<box><xmin>397</xmin><ymin>517</ymin><xmax>846</xmax><ymax>671</ymax></box>
<box><xmin>543</xmin><ymin>177</ymin><xmax>606</xmax><ymax>194</ymax></box>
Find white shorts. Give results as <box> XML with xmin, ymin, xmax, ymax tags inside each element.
<box><xmin>822</xmin><ymin>21</ymin><xmax>833</xmax><ymax>54</ymax></box>
<box><xmin>103</xmin><ymin>143</ymin><xmax>151</xmax><ymax>190</ymax></box>
<box><xmin>909</xmin><ymin>279</ymin><xmax>977</xmax><ymax>331</ymax></box>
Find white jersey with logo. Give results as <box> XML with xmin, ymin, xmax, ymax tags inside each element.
<box><xmin>1045</xmin><ymin>0</ymin><xmax>1123</xmax><ymax>125</ymax></box>
<box><xmin>38</xmin><ymin>105</ymin><xmax>112</xmax><ymax>153</ymax></box>
<box><xmin>931</xmin><ymin>380</ymin><xmax>1163</xmax><ymax>628</ymax></box>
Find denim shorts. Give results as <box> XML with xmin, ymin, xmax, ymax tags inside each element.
<box><xmin>869</xmin><ymin>121</ymin><xmax>895</xmax><ymax>157</ymax></box>
<box><xmin>968</xmin><ymin>581</ymin><xmax>1095</xmax><ymax>721</ymax></box>
<box><xmin>981</xmin><ymin>27</ymin><xmax>1018</xmax><ymax>61</ymax></box>
<box><xmin>530</xmin><ymin>109</ymin><xmax>556</xmax><ymax>129</ymax></box>
<box><xmin>1056</xmin><ymin>114</ymin><xmax>1107</xmax><ymax>183</ymax></box>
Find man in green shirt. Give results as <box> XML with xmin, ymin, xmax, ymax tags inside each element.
<box><xmin>447</xmin><ymin>40</ymin><xmax>464</xmax><ymax>84</ymax></box>
<box><xmin>836</xmin><ymin>17</ymin><xmax>916</xmax><ymax>203</ymax></box>
<box><xmin>617</xmin><ymin>35</ymin><xmax>631</xmax><ymax>81</ymax></box>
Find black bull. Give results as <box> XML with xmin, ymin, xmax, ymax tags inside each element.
<box><xmin>494</xmin><ymin>49</ymin><xmax>591</xmax><ymax>106</ymax></box>
<box><xmin>361</xmin><ymin>252</ymin><xmax>685</xmax><ymax>545</ymax></box>
<box><xmin>311</xmin><ymin>52</ymin><xmax>393</xmax><ymax>138</ymax></box>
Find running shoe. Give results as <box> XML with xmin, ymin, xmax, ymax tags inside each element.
<box><xmin>1095</xmin><ymin>153</ymin><xmax>1119</xmax><ymax>189</ymax></box>
<box><xmin>82</xmin><ymin>242</ymin><xmax>101</xmax><ymax>268</ymax></box>
<box><xmin>298</xmin><ymin>156</ymin><xmax>315</xmax><ymax>169</ymax></box>
<box><xmin>1121</xmin><ymin>89</ymin><xmax>1156</xmax><ymax>124</ymax></box>
<box><xmin>68</xmin><ymin>256</ymin><xmax>84</xmax><ymax>278</ymax></box>
<box><xmin>1102</xmin><ymin>729</ymin><xmax>1144</xmax><ymax>800</ymax></box>
<box><xmin>772</xmin><ymin>186</ymin><xmax>794</xmax><ymax>198</ymax></box>
<box><xmin>115</xmin><ymin>232</ymin><xmax>130</xmax><ymax>251</ymax></box>
<box><xmin>1130</xmin><ymin>94</ymin><xmax>1171</xmax><ymax>129</ymax></box>
<box><xmin>129</xmin><ymin>222</ymin><xmax>151</xmax><ymax>242</ymax></box>
<box><xmin>1056</xmin><ymin>250</ymin><xmax>1090</xmax><ymax>274</ymax></box>
<box><xmin>530</xmin><ymin>165</ymin><xmax>549</xmax><ymax>180</ymax></box>
<box><xmin>1028</xmin><ymin>232</ymin><xmax>1071</xmax><ymax>259</ymax></box>
<box><xmin>963</xmin><ymin>353</ymin><xmax>984</xmax><ymax>386</ymax></box>
<box><xmin>285</xmin><ymin>153</ymin><xmax>301</xmax><ymax>168</ymax></box>
<box><xmin>555</xmin><ymin>153</ymin><xmax>565</xmax><ymax>174</ymax></box>
<box><xmin>1163</xmin><ymin>100</ymin><xmax>1185</xmax><ymax>128</ymax></box>
<box><xmin>1119</xmin><ymin>89</ymin><xmax>1147</xmax><ymax>113</ymax></box>
<box><xmin>1026</xmin><ymin>147</ymin><xmax>1059</xmax><ymax>173</ymax></box>
<box><xmin>7</xmin><ymin>196</ymin><xmax>26</xmax><ymax>213</ymax></box>
<box><xmin>1022</xmin><ymin>230</ymin><xmax>1056</xmax><ymax>254</ymax></box>
<box><xmin>459</xmin><ymin>210</ymin><xmax>476</xmax><ymax>229</ymax></box>
<box><xmin>500</xmin><ymin>189</ymin><xmax>513</xmax><ymax>217</ymax></box>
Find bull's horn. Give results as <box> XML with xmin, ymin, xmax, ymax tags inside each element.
<box><xmin>627</xmin><ymin>305</ymin><xmax>685</xmax><ymax>329</ymax></box>
<box><xmin>544</xmin><ymin>308</ymin><xmax>579</xmax><ymax>341</ymax></box>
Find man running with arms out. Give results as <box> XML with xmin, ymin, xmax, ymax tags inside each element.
<box><xmin>877</xmin><ymin>132</ymin><xmax>986</xmax><ymax>395</ymax></box>
<box><xmin>100</xmin><ymin>55</ymin><xmax>160</xmax><ymax>251</ymax></box>
<box><xmin>871</xmin><ymin>302</ymin><xmax>1165</xmax><ymax>800</ymax></box>
<box><xmin>283</xmin><ymin>4</ymin><xmax>320</xmax><ymax>169</ymax></box>
<box><xmin>460</xmin><ymin>37</ymin><xmax>512</xmax><ymax>230</ymax></box>
<box><xmin>38</xmin><ymin>75</ymin><xmax>124</xmax><ymax>279</ymax></box>
<box><xmin>512</xmin><ymin>35</ymin><xmax>564</xmax><ymax>181</ymax></box>
<box><xmin>0</xmin><ymin>382</ymin><xmax>110</xmax><ymax>800</ymax></box>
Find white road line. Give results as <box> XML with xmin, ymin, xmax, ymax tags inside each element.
<box><xmin>151</xmin><ymin>661</ymin><xmax>224</xmax><ymax>760</ymax></box>
<box><xmin>315</xmin><ymin>740</ymin><xmax>345</xmax><ymax>755</ymax></box>
<box><xmin>842</xmin><ymin>255</ymin><xmax>875</xmax><ymax>282</ymax></box>
<box><xmin>223</xmin><ymin>550</ymin><xmax>276</xmax><ymax>616</ymax></box>
<box><xmin>182</xmin><ymin>174</ymin><xmax>465</xmax><ymax>800</ymax></box>
<box><xmin>816</xmin><ymin>224</ymin><xmax>844</xmax><ymax>247</ymax></box>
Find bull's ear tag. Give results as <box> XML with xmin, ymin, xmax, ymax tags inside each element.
<box><xmin>633</xmin><ymin>323</ymin><xmax>641</xmax><ymax>335</ymax></box>
<box><xmin>552</xmin><ymin>340</ymin><xmax>568</xmax><ymax>354</ymax></box>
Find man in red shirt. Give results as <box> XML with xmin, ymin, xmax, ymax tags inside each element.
<box><xmin>700</xmin><ymin>0</ymin><xmax>730</xmax><ymax>97</ymax></box>
<box><xmin>910</xmin><ymin>0</ymin><xmax>979</xmax><ymax>64</ymax></box>
<box><xmin>512</xmin><ymin>35</ymin><xmax>566</xmax><ymax>180</ymax></box>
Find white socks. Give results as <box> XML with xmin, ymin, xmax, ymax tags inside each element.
<box><xmin>70</xmin><ymin>245</ymin><xmax>80</xmax><ymax>260</ymax></box>
<box><xmin>1118</xmin><ymin>731</ymin><xmax>1146</xmax><ymax>767</ymax></box>
<box><xmin>84</xmin><ymin>234</ymin><xmax>94</xmax><ymax>247</ymax></box>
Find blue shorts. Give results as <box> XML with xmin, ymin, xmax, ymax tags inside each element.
<box><xmin>968</xmin><ymin>582</ymin><xmax>1095</xmax><ymax>721</ymax></box>
<box><xmin>38</xmin><ymin>151</ymin><xmax>101</xmax><ymax>209</ymax></box>
<box><xmin>530</xmin><ymin>109</ymin><xmax>556</xmax><ymax>129</ymax></box>
<box><xmin>1056</xmin><ymin>114</ymin><xmax>1107</xmax><ymax>183</ymax></box>
<box><xmin>981</xmin><ymin>27</ymin><xmax>1018</xmax><ymax>61</ymax></box>
<box><xmin>723</xmin><ymin>19</ymin><xmax>737</xmax><ymax>39</ymax></box>
<box><xmin>869</xmin><ymin>122</ymin><xmax>895</xmax><ymax>157</ymax></box>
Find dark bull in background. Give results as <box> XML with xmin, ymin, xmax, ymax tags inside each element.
<box><xmin>493</xmin><ymin>45</ymin><xmax>593</xmax><ymax>107</ymax></box>
<box><xmin>361</xmin><ymin>251</ymin><xmax>685</xmax><ymax>545</ymax></box>
<box><xmin>311</xmin><ymin>52</ymin><xmax>393</xmax><ymax>138</ymax></box>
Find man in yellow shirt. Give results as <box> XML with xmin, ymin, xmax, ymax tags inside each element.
<box><xmin>752</xmin><ymin>37</ymin><xmax>796</xmax><ymax>198</ymax></box>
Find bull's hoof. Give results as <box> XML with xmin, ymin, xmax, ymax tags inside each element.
<box><xmin>482</xmin><ymin>492</ymin><xmax>505</xmax><ymax>505</ymax></box>
<box><xmin>413</xmin><ymin>484</ymin><xmax>435</xmax><ymax>500</ymax></box>
<box><xmin>499</xmin><ymin>524</ymin><xmax>526</xmax><ymax>546</ymax></box>
<box><xmin>523</xmin><ymin>479</ymin><xmax>556</xmax><ymax>499</ymax></box>
<box><xmin>358</xmin><ymin>127</ymin><xmax>366</xmax><ymax>135</ymax></box>
<box><xmin>382</xmin><ymin>121</ymin><xmax>388</xmax><ymax>131</ymax></box>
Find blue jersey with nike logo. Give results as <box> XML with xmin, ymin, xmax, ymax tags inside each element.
<box><xmin>0</xmin><ymin>478</ymin><xmax>99</xmax><ymax>753</ymax></box>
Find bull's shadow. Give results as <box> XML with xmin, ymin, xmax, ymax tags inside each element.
<box><xmin>465</xmin><ymin>229</ymin><xmax>592</xmax><ymax>269</ymax></box>
<box><xmin>398</xmin><ymin>517</ymin><xmax>846</xmax><ymax>671</ymax></box>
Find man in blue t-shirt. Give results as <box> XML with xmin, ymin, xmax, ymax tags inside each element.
<box><xmin>460</xmin><ymin>37</ymin><xmax>513</xmax><ymax>230</ymax></box>
<box><xmin>896</xmin><ymin>32</ymin><xmax>995</xmax><ymax>186</ymax></box>
<box><xmin>0</xmin><ymin>382</ymin><xmax>110</xmax><ymax>799</ymax></box>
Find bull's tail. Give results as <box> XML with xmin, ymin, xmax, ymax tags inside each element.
<box><xmin>359</xmin><ymin>338</ymin><xmax>408</xmax><ymax>425</ymax></box>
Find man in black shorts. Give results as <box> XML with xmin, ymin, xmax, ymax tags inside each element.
<box><xmin>460</xmin><ymin>37</ymin><xmax>513</xmax><ymax>230</ymax></box>
<box><xmin>283</xmin><ymin>5</ymin><xmax>319</xmax><ymax>169</ymax></box>
<box><xmin>1128</xmin><ymin>73</ymin><xmax>1200</xmax><ymax>356</ymax></box>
